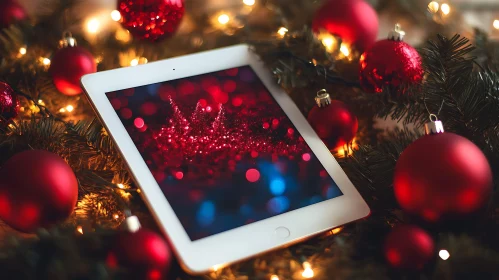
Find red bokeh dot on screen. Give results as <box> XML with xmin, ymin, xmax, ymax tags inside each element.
<box><xmin>159</xmin><ymin>84</ymin><xmax>176</xmax><ymax>101</ymax></box>
<box><xmin>198</xmin><ymin>99</ymin><xmax>207</xmax><ymax>107</ymax></box>
<box><xmin>140</xmin><ymin>102</ymin><xmax>158</xmax><ymax>116</ymax></box>
<box><xmin>111</xmin><ymin>98</ymin><xmax>122</xmax><ymax>110</ymax></box>
<box><xmin>134</xmin><ymin>117</ymin><xmax>145</xmax><ymax>129</ymax></box>
<box><xmin>288</xmin><ymin>128</ymin><xmax>294</xmax><ymax>135</ymax></box>
<box><xmin>201</xmin><ymin>76</ymin><xmax>219</xmax><ymax>92</ymax></box>
<box><xmin>263</xmin><ymin>122</ymin><xmax>270</xmax><ymax>129</ymax></box>
<box><xmin>251</xmin><ymin>151</ymin><xmax>259</xmax><ymax>158</ymax></box>
<box><xmin>302</xmin><ymin>153</ymin><xmax>311</xmax><ymax>161</ymax></box>
<box><xmin>206</xmin><ymin>106</ymin><xmax>212</xmax><ymax>112</ymax></box>
<box><xmin>175</xmin><ymin>171</ymin><xmax>184</xmax><ymax>180</ymax></box>
<box><xmin>232</xmin><ymin>97</ymin><xmax>243</xmax><ymax>107</ymax></box>
<box><xmin>119</xmin><ymin>97</ymin><xmax>128</xmax><ymax>107</ymax></box>
<box><xmin>123</xmin><ymin>88</ymin><xmax>134</xmax><ymax>96</ymax></box>
<box><xmin>178</xmin><ymin>80</ymin><xmax>196</xmax><ymax>95</ymax></box>
<box><xmin>246</xmin><ymin>169</ymin><xmax>260</xmax><ymax>182</ymax></box>
<box><xmin>223</xmin><ymin>80</ymin><xmax>237</xmax><ymax>92</ymax></box>
<box><xmin>225</xmin><ymin>68</ymin><xmax>238</xmax><ymax>76</ymax></box>
<box><xmin>320</xmin><ymin>170</ymin><xmax>328</xmax><ymax>178</ymax></box>
<box><xmin>138</xmin><ymin>124</ymin><xmax>148</xmax><ymax>132</ymax></box>
<box><xmin>120</xmin><ymin>108</ymin><xmax>132</xmax><ymax>119</ymax></box>
<box><xmin>272</xmin><ymin>119</ymin><xmax>279</xmax><ymax>126</ymax></box>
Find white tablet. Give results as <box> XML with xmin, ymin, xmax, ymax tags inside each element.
<box><xmin>81</xmin><ymin>44</ymin><xmax>369</xmax><ymax>274</ymax></box>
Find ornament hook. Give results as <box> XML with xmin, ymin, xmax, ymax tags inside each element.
<box><xmin>388</xmin><ymin>23</ymin><xmax>405</xmax><ymax>41</ymax></box>
<box><xmin>425</xmin><ymin>114</ymin><xmax>444</xmax><ymax>135</ymax></box>
<box><xmin>60</xmin><ymin>31</ymin><xmax>77</xmax><ymax>48</ymax></box>
<box><xmin>315</xmin><ymin>89</ymin><xmax>331</xmax><ymax>107</ymax></box>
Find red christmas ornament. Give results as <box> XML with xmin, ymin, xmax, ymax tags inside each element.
<box><xmin>0</xmin><ymin>82</ymin><xmax>20</xmax><ymax>123</ymax></box>
<box><xmin>384</xmin><ymin>225</ymin><xmax>434</xmax><ymax>270</ymax></box>
<box><xmin>312</xmin><ymin>0</ymin><xmax>378</xmax><ymax>51</ymax></box>
<box><xmin>118</xmin><ymin>0</ymin><xmax>185</xmax><ymax>42</ymax></box>
<box><xmin>359</xmin><ymin>24</ymin><xmax>423</xmax><ymax>93</ymax></box>
<box><xmin>307</xmin><ymin>90</ymin><xmax>358</xmax><ymax>151</ymax></box>
<box><xmin>50</xmin><ymin>34</ymin><xmax>96</xmax><ymax>96</ymax></box>
<box><xmin>0</xmin><ymin>0</ymin><xmax>27</xmax><ymax>28</ymax></box>
<box><xmin>112</xmin><ymin>216</ymin><xmax>172</xmax><ymax>279</ymax></box>
<box><xmin>394</xmin><ymin>118</ymin><xmax>493</xmax><ymax>223</ymax></box>
<box><xmin>0</xmin><ymin>150</ymin><xmax>78</xmax><ymax>233</ymax></box>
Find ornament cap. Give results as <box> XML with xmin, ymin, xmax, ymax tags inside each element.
<box><xmin>123</xmin><ymin>215</ymin><xmax>141</xmax><ymax>233</ymax></box>
<box><xmin>388</xmin><ymin>24</ymin><xmax>405</xmax><ymax>41</ymax></box>
<box><xmin>59</xmin><ymin>31</ymin><xmax>77</xmax><ymax>48</ymax></box>
<box><xmin>424</xmin><ymin>114</ymin><xmax>444</xmax><ymax>135</ymax></box>
<box><xmin>315</xmin><ymin>89</ymin><xmax>331</xmax><ymax>107</ymax></box>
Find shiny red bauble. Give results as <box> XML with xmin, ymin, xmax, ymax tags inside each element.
<box><xmin>360</xmin><ymin>39</ymin><xmax>423</xmax><ymax>93</ymax></box>
<box><xmin>0</xmin><ymin>0</ymin><xmax>27</xmax><ymax>28</ymax></box>
<box><xmin>0</xmin><ymin>82</ymin><xmax>20</xmax><ymax>123</ymax></box>
<box><xmin>118</xmin><ymin>0</ymin><xmax>185</xmax><ymax>42</ymax></box>
<box><xmin>384</xmin><ymin>225</ymin><xmax>434</xmax><ymax>270</ymax></box>
<box><xmin>394</xmin><ymin>133</ymin><xmax>493</xmax><ymax>223</ymax></box>
<box><xmin>113</xmin><ymin>228</ymin><xmax>172</xmax><ymax>278</ymax></box>
<box><xmin>307</xmin><ymin>100</ymin><xmax>358</xmax><ymax>151</ymax></box>
<box><xmin>0</xmin><ymin>150</ymin><xmax>78</xmax><ymax>233</ymax></box>
<box><xmin>312</xmin><ymin>0</ymin><xmax>378</xmax><ymax>51</ymax></box>
<box><xmin>50</xmin><ymin>46</ymin><xmax>96</xmax><ymax>96</ymax></box>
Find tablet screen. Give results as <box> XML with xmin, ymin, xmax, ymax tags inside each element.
<box><xmin>106</xmin><ymin>65</ymin><xmax>343</xmax><ymax>241</ymax></box>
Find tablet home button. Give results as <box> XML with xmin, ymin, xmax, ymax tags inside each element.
<box><xmin>275</xmin><ymin>227</ymin><xmax>290</xmax><ymax>238</ymax></box>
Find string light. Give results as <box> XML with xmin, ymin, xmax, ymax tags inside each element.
<box><xmin>117</xmin><ymin>183</ymin><xmax>125</xmax><ymax>189</ymax></box>
<box><xmin>440</xmin><ymin>3</ymin><xmax>450</xmax><ymax>15</ymax></box>
<box><xmin>42</xmin><ymin>58</ymin><xmax>51</xmax><ymax>66</ymax></box>
<box><xmin>439</xmin><ymin>249</ymin><xmax>450</xmax><ymax>260</ymax></box>
<box><xmin>327</xmin><ymin>226</ymin><xmax>344</xmax><ymax>236</ymax></box>
<box><xmin>111</xmin><ymin>10</ymin><xmax>122</xmax><ymax>21</ymax></box>
<box><xmin>113</xmin><ymin>214</ymin><xmax>120</xmax><ymax>219</ymax></box>
<box><xmin>218</xmin><ymin>14</ymin><xmax>230</xmax><ymax>25</ymax></box>
<box><xmin>130</xmin><ymin>58</ymin><xmax>139</xmax><ymax>66</ymax></box>
<box><xmin>277</xmin><ymin>27</ymin><xmax>288</xmax><ymax>38</ymax></box>
<box><xmin>115</xmin><ymin>28</ymin><xmax>132</xmax><ymax>42</ymax></box>
<box><xmin>38</xmin><ymin>99</ymin><xmax>45</xmax><ymax>106</ymax></box>
<box><xmin>19</xmin><ymin>47</ymin><xmax>27</xmax><ymax>55</ymax></box>
<box><xmin>243</xmin><ymin>0</ymin><xmax>255</xmax><ymax>6</ymax></box>
<box><xmin>428</xmin><ymin>1</ymin><xmax>439</xmax><ymax>13</ymax></box>
<box><xmin>339</xmin><ymin>44</ymin><xmax>350</xmax><ymax>57</ymax></box>
<box><xmin>494</xmin><ymin>20</ymin><xmax>499</xmax><ymax>30</ymax></box>
<box><xmin>270</xmin><ymin>275</ymin><xmax>279</xmax><ymax>280</ymax></box>
<box><xmin>317</xmin><ymin>32</ymin><xmax>338</xmax><ymax>53</ymax></box>
<box><xmin>66</xmin><ymin>105</ymin><xmax>74</xmax><ymax>112</ymax></box>
<box><xmin>301</xmin><ymin>262</ymin><xmax>314</xmax><ymax>278</ymax></box>
<box><xmin>86</xmin><ymin>18</ymin><xmax>101</xmax><ymax>34</ymax></box>
<box><xmin>77</xmin><ymin>226</ymin><xmax>83</xmax><ymax>234</ymax></box>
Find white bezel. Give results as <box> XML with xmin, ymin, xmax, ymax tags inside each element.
<box><xmin>81</xmin><ymin>44</ymin><xmax>370</xmax><ymax>274</ymax></box>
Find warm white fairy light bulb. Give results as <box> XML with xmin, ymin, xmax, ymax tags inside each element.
<box><xmin>302</xmin><ymin>262</ymin><xmax>314</xmax><ymax>278</ymax></box>
<box><xmin>277</xmin><ymin>27</ymin><xmax>288</xmax><ymax>37</ymax></box>
<box><xmin>111</xmin><ymin>10</ymin><xmax>122</xmax><ymax>21</ymax></box>
<box><xmin>270</xmin><ymin>275</ymin><xmax>279</xmax><ymax>280</ymax></box>
<box><xmin>66</xmin><ymin>105</ymin><xmax>74</xmax><ymax>112</ymax></box>
<box><xmin>218</xmin><ymin>14</ymin><xmax>230</xmax><ymax>25</ymax></box>
<box><xmin>42</xmin><ymin>58</ymin><xmax>51</xmax><ymax>66</ymax></box>
<box><xmin>428</xmin><ymin>1</ymin><xmax>439</xmax><ymax>13</ymax></box>
<box><xmin>439</xmin><ymin>249</ymin><xmax>450</xmax><ymax>260</ymax></box>
<box><xmin>340</xmin><ymin>44</ymin><xmax>350</xmax><ymax>57</ymax></box>
<box><xmin>86</xmin><ymin>18</ymin><xmax>101</xmax><ymax>34</ymax></box>
<box><xmin>243</xmin><ymin>0</ymin><xmax>255</xmax><ymax>6</ymax></box>
<box><xmin>440</xmin><ymin>3</ymin><xmax>450</xmax><ymax>15</ymax></box>
<box><xmin>19</xmin><ymin>47</ymin><xmax>27</xmax><ymax>55</ymax></box>
<box><xmin>130</xmin><ymin>58</ymin><xmax>139</xmax><ymax>66</ymax></box>
<box><xmin>493</xmin><ymin>20</ymin><xmax>499</xmax><ymax>30</ymax></box>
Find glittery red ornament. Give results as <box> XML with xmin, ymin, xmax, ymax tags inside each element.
<box><xmin>394</xmin><ymin>120</ymin><xmax>493</xmax><ymax>223</ymax></box>
<box><xmin>0</xmin><ymin>150</ymin><xmax>78</xmax><ymax>233</ymax></box>
<box><xmin>384</xmin><ymin>225</ymin><xmax>434</xmax><ymax>270</ymax></box>
<box><xmin>113</xmin><ymin>216</ymin><xmax>172</xmax><ymax>279</ymax></box>
<box><xmin>0</xmin><ymin>82</ymin><xmax>20</xmax><ymax>124</ymax></box>
<box><xmin>307</xmin><ymin>90</ymin><xmax>358</xmax><ymax>151</ymax></box>
<box><xmin>50</xmin><ymin>36</ymin><xmax>96</xmax><ymax>96</ymax></box>
<box><xmin>359</xmin><ymin>25</ymin><xmax>423</xmax><ymax>93</ymax></box>
<box><xmin>118</xmin><ymin>0</ymin><xmax>185</xmax><ymax>42</ymax></box>
<box><xmin>312</xmin><ymin>0</ymin><xmax>378</xmax><ymax>51</ymax></box>
<box><xmin>0</xmin><ymin>0</ymin><xmax>27</xmax><ymax>28</ymax></box>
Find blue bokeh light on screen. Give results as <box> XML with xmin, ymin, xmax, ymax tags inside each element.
<box><xmin>270</xmin><ymin>178</ymin><xmax>286</xmax><ymax>196</ymax></box>
<box><xmin>326</xmin><ymin>186</ymin><xmax>342</xmax><ymax>199</ymax></box>
<box><xmin>267</xmin><ymin>196</ymin><xmax>290</xmax><ymax>214</ymax></box>
<box><xmin>197</xmin><ymin>201</ymin><xmax>216</xmax><ymax>226</ymax></box>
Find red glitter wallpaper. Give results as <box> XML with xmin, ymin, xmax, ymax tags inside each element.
<box><xmin>107</xmin><ymin>66</ymin><xmax>342</xmax><ymax>240</ymax></box>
